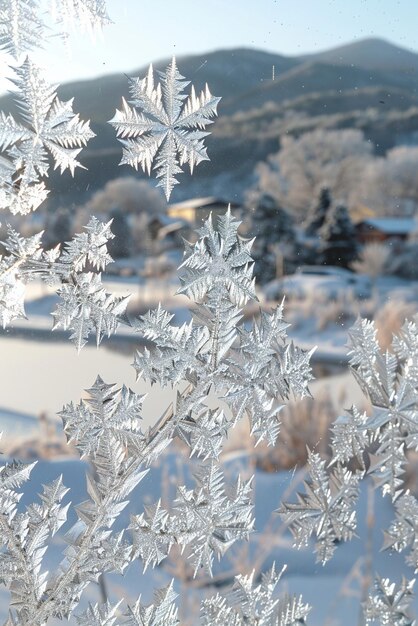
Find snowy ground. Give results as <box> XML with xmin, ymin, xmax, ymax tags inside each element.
<box><xmin>270</xmin><ymin>274</ymin><xmax>418</xmax><ymax>363</ymax></box>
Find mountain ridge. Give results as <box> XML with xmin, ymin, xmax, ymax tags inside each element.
<box><xmin>1</xmin><ymin>37</ymin><xmax>418</xmax><ymax>205</ymax></box>
<box><xmin>298</xmin><ymin>37</ymin><xmax>418</xmax><ymax>72</ymax></box>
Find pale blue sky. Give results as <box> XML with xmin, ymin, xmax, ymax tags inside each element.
<box><xmin>2</xmin><ymin>0</ymin><xmax>418</xmax><ymax>87</ymax></box>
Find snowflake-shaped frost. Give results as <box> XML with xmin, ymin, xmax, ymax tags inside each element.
<box><xmin>365</xmin><ymin>576</ymin><xmax>416</xmax><ymax>626</ymax></box>
<box><xmin>278</xmin><ymin>450</ymin><xmax>362</xmax><ymax>564</ymax></box>
<box><xmin>0</xmin><ymin>58</ymin><xmax>95</xmax><ymax>213</ymax></box>
<box><xmin>124</xmin><ymin>582</ymin><xmax>179</xmax><ymax>626</ymax></box>
<box><xmin>52</xmin><ymin>272</ymin><xmax>129</xmax><ymax>351</ymax></box>
<box><xmin>76</xmin><ymin>600</ymin><xmax>122</xmax><ymax>626</ymax></box>
<box><xmin>50</xmin><ymin>0</ymin><xmax>111</xmax><ymax>36</ymax></box>
<box><xmin>385</xmin><ymin>492</ymin><xmax>418</xmax><ymax>572</ymax></box>
<box><xmin>130</xmin><ymin>462</ymin><xmax>254</xmax><ymax>576</ymax></box>
<box><xmin>202</xmin><ymin>564</ymin><xmax>310</xmax><ymax>626</ymax></box>
<box><xmin>109</xmin><ymin>57</ymin><xmax>221</xmax><ymax>200</ymax></box>
<box><xmin>0</xmin><ymin>0</ymin><xmax>44</xmax><ymax>59</ymax></box>
<box><xmin>0</xmin><ymin>0</ymin><xmax>110</xmax><ymax>59</ymax></box>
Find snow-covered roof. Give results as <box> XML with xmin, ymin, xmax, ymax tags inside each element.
<box><xmin>169</xmin><ymin>196</ymin><xmax>240</xmax><ymax>210</ymax></box>
<box><xmin>358</xmin><ymin>217</ymin><xmax>416</xmax><ymax>234</ymax></box>
<box><xmin>169</xmin><ymin>196</ymin><xmax>217</xmax><ymax>210</ymax></box>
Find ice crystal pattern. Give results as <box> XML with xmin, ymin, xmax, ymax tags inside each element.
<box><xmin>0</xmin><ymin>211</ymin><xmax>312</xmax><ymax>624</ymax></box>
<box><xmin>50</xmin><ymin>0</ymin><xmax>111</xmax><ymax>37</ymax></box>
<box><xmin>278</xmin><ymin>314</ymin><xmax>418</xmax><ymax>623</ymax></box>
<box><xmin>0</xmin><ymin>58</ymin><xmax>95</xmax><ymax>214</ymax></box>
<box><xmin>345</xmin><ymin>317</ymin><xmax>418</xmax><ymax>500</ymax></box>
<box><xmin>0</xmin><ymin>217</ymin><xmax>129</xmax><ymax>348</ymax></box>
<box><xmin>109</xmin><ymin>57</ymin><xmax>221</xmax><ymax>200</ymax></box>
<box><xmin>201</xmin><ymin>565</ymin><xmax>310</xmax><ymax>625</ymax></box>
<box><xmin>278</xmin><ymin>451</ymin><xmax>361</xmax><ymax>564</ymax></box>
<box><xmin>0</xmin><ymin>0</ymin><xmax>110</xmax><ymax>59</ymax></box>
<box><xmin>0</xmin><ymin>0</ymin><xmax>44</xmax><ymax>58</ymax></box>
<box><xmin>131</xmin><ymin>461</ymin><xmax>254</xmax><ymax>576</ymax></box>
<box><xmin>364</xmin><ymin>576</ymin><xmax>416</xmax><ymax>626</ymax></box>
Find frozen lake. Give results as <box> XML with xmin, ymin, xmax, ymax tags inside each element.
<box><xmin>0</xmin><ymin>333</ymin><xmax>177</xmax><ymax>433</ymax></box>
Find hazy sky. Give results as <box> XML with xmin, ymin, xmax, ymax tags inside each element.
<box><xmin>2</xmin><ymin>0</ymin><xmax>418</xmax><ymax>88</ymax></box>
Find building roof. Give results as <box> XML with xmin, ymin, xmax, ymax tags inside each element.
<box><xmin>169</xmin><ymin>196</ymin><xmax>240</xmax><ymax>210</ymax></box>
<box><xmin>357</xmin><ymin>217</ymin><xmax>417</xmax><ymax>235</ymax></box>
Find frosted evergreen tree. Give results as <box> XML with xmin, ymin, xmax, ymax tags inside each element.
<box><xmin>319</xmin><ymin>202</ymin><xmax>358</xmax><ymax>267</ymax></box>
<box><xmin>250</xmin><ymin>192</ymin><xmax>296</xmax><ymax>283</ymax></box>
<box><xmin>305</xmin><ymin>187</ymin><xmax>331</xmax><ymax>237</ymax></box>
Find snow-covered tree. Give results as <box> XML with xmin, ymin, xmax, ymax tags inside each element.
<box><xmin>247</xmin><ymin>129</ymin><xmax>373</xmax><ymax>218</ymax></box>
<box><xmin>85</xmin><ymin>177</ymin><xmax>166</xmax><ymax>217</ymax></box>
<box><xmin>351</xmin><ymin>241</ymin><xmax>391</xmax><ymax>282</ymax></box>
<box><xmin>359</xmin><ymin>146</ymin><xmax>418</xmax><ymax>217</ymax></box>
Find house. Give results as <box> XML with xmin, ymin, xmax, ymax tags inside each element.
<box><xmin>147</xmin><ymin>214</ymin><xmax>190</xmax><ymax>249</ymax></box>
<box><xmin>148</xmin><ymin>214</ymin><xmax>189</xmax><ymax>239</ymax></box>
<box><xmin>355</xmin><ymin>217</ymin><xmax>417</xmax><ymax>244</ymax></box>
<box><xmin>168</xmin><ymin>197</ymin><xmax>242</xmax><ymax>225</ymax></box>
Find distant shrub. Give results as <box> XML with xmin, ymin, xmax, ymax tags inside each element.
<box><xmin>85</xmin><ymin>176</ymin><xmax>166</xmax><ymax>216</ymax></box>
<box><xmin>374</xmin><ymin>299</ymin><xmax>416</xmax><ymax>351</ymax></box>
<box><xmin>256</xmin><ymin>389</ymin><xmax>337</xmax><ymax>471</ymax></box>
<box><xmin>352</xmin><ymin>242</ymin><xmax>391</xmax><ymax>279</ymax></box>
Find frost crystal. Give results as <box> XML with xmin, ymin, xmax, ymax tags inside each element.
<box><xmin>74</xmin><ymin>584</ymin><xmax>179</xmax><ymax>626</ymax></box>
<box><xmin>201</xmin><ymin>565</ymin><xmax>310</xmax><ymax>625</ymax></box>
<box><xmin>364</xmin><ymin>576</ymin><xmax>416</xmax><ymax>626</ymax></box>
<box><xmin>130</xmin><ymin>461</ymin><xmax>254</xmax><ymax>576</ymax></box>
<box><xmin>0</xmin><ymin>452</ymin><xmax>70</xmax><ymax>621</ymax></box>
<box><xmin>76</xmin><ymin>600</ymin><xmax>122</xmax><ymax>626</ymax></box>
<box><xmin>275</xmin><ymin>312</ymin><xmax>418</xmax><ymax>620</ymax></box>
<box><xmin>128</xmin><ymin>211</ymin><xmax>312</xmax><ymax>579</ymax></box>
<box><xmin>50</xmin><ymin>0</ymin><xmax>111</xmax><ymax>36</ymax></box>
<box><xmin>0</xmin><ymin>217</ymin><xmax>129</xmax><ymax>347</ymax></box>
<box><xmin>52</xmin><ymin>271</ymin><xmax>128</xmax><ymax>350</ymax></box>
<box><xmin>385</xmin><ymin>493</ymin><xmax>418</xmax><ymax>572</ymax></box>
<box><xmin>60</xmin><ymin>375</ymin><xmax>147</xmax><ymax>460</ymax></box>
<box><xmin>0</xmin><ymin>0</ymin><xmax>110</xmax><ymax>59</ymax></box>
<box><xmin>0</xmin><ymin>0</ymin><xmax>44</xmax><ymax>58</ymax></box>
<box><xmin>123</xmin><ymin>582</ymin><xmax>179</xmax><ymax>625</ymax></box>
<box><xmin>109</xmin><ymin>57</ymin><xmax>221</xmax><ymax>200</ymax></box>
<box><xmin>330</xmin><ymin>405</ymin><xmax>368</xmax><ymax>467</ymax></box>
<box><xmin>0</xmin><ymin>211</ymin><xmax>313</xmax><ymax>622</ymax></box>
<box><xmin>278</xmin><ymin>450</ymin><xmax>362</xmax><ymax>564</ymax></box>
<box><xmin>346</xmin><ymin>317</ymin><xmax>418</xmax><ymax>499</ymax></box>
<box><xmin>0</xmin><ymin>59</ymin><xmax>95</xmax><ymax>214</ymax></box>
<box><xmin>133</xmin><ymin>210</ymin><xmax>313</xmax><ymax>452</ymax></box>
